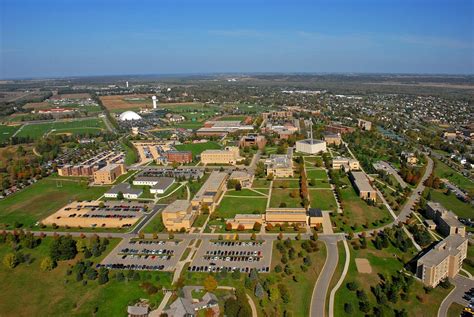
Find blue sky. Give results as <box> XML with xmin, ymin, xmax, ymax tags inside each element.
<box><xmin>1</xmin><ymin>0</ymin><xmax>473</xmax><ymax>78</ymax></box>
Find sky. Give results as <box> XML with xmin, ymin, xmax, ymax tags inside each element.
<box><xmin>0</xmin><ymin>0</ymin><xmax>473</xmax><ymax>78</ymax></box>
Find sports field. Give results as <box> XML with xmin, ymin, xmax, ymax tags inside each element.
<box><xmin>0</xmin><ymin>177</ymin><xmax>108</xmax><ymax>228</ymax></box>
<box><xmin>15</xmin><ymin>118</ymin><xmax>106</xmax><ymax>139</ymax></box>
<box><xmin>174</xmin><ymin>141</ymin><xmax>221</xmax><ymax>156</ymax></box>
<box><xmin>0</xmin><ymin>124</ymin><xmax>20</xmax><ymax>143</ymax></box>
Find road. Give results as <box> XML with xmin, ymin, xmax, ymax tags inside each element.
<box><xmin>130</xmin><ymin>204</ymin><xmax>166</xmax><ymax>234</ymax></box>
<box><xmin>438</xmin><ymin>275</ymin><xmax>473</xmax><ymax>317</ymax></box>
<box><xmin>310</xmin><ymin>235</ymin><xmax>341</xmax><ymax>317</ymax></box>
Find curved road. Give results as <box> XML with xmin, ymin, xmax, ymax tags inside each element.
<box><xmin>438</xmin><ymin>275</ymin><xmax>473</xmax><ymax>317</ymax></box>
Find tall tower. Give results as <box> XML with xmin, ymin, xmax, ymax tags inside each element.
<box><xmin>152</xmin><ymin>95</ymin><xmax>157</xmax><ymax>109</ymax></box>
<box><xmin>309</xmin><ymin>120</ymin><xmax>313</xmax><ymax>145</ymax></box>
<box><xmin>126</xmin><ymin>81</ymin><xmax>129</xmax><ymax>88</ymax></box>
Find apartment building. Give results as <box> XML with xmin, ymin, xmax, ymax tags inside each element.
<box><xmin>349</xmin><ymin>171</ymin><xmax>377</xmax><ymax>202</ymax></box>
<box><xmin>162</xmin><ymin>200</ymin><xmax>196</xmax><ymax>231</ymax></box>
<box><xmin>324</xmin><ymin>133</ymin><xmax>342</xmax><ymax>146</ymax></box>
<box><xmin>200</xmin><ymin>146</ymin><xmax>242</xmax><ymax>165</ymax></box>
<box><xmin>416</xmin><ymin>234</ymin><xmax>468</xmax><ymax>287</ymax></box>
<box><xmin>426</xmin><ymin>201</ymin><xmax>466</xmax><ymax>237</ymax></box>
<box><xmin>166</xmin><ymin>151</ymin><xmax>193</xmax><ymax>164</ymax></box>
<box><xmin>357</xmin><ymin>119</ymin><xmax>372</xmax><ymax>131</ymax></box>
<box><xmin>93</xmin><ymin>163</ymin><xmax>126</xmax><ymax>185</ymax></box>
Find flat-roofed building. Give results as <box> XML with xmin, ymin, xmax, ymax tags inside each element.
<box><xmin>201</xmin><ymin>146</ymin><xmax>243</xmax><ymax>165</ymax></box>
<box><xmin>308</xmin><ymin>208</ymin><xmax>324</xmax><ymax>227</ymax></box>
<box><xmin>265</xmin><ymin>147</ymin><xmax>294</xmax><ymax>178</ymax></box>
<box><xmin>166</xmin><ymin>151</ymin><xmax>193</xmax><ymax>164</ymax></box>
<box><xmin>357</xmin><ymin>119</ymin><xmax>372</xmax><ymax>131</ymax></box>
<box><xmin>227</xmin><ymin>214</ymin><xmax>264</xmax><ymax>230</ymax></box>
<box><xmin>191</xmin><ymin>171</ymin><xmax>228</xmax><ymax>212</ymax></box>
<box><xmin>349</xmin><ymin>171</ymin><xmax>377</xmax><ymax>202</ymax></box>
<box><xmin>401</xmin><ymin>151</ymin><xmax>418</xmax><ymax>165</ymax></box>
<box><xmin>133</xmin><ymin>176</ymin><xmax>175</xmax><ymax>194</ymax></box>
<box><xmin>105</xmin><ymin>183</ymin><xmax>143</xmax><ymax>199</ymax></box>
<box><xmin>239</xmin><ymin>134</ymin><xmax>266</xmax><ymax>149</ymax></box>
<box><xmin>416</xmin><ymin>234</ymin><xmax>468</xmax><ymax>287</ymax></box>
<box><xmin>295</xmin><ymin>139</ymin><xmax>327</xmax><ymax>154</ymax></box>
<box><xmin>325</xmin><ymin>124</ymin><xmax>355</xmax><ymax>135</ymax></box>
<box><xmin>332</xmin><ymin>156</ymin><xmax>360</xmax><ymax>171</ymax></box>
<box><xmin>93</xmin><ymin>163</ymin><xmax>126</xmax><ymax>185</ymax></box>
<box><xmin>229</xmin><ymin>170</ymin><xmax>253</xmax><ymax>188</ymax></box>
<box><xmin>324</xmin><ymin>133</ymin><xmax>342</xmax><ymax>146</ymax></box>
<box><xmin>426</xmin><ymin>201</ymin><xmax>466</xmax><ymax>237</ymax></box>
<box><xmin>265</xmin><ymin>208</ymin><xmax>307</xmax><ymax>224</ymax></box>
<box><xmin>162</xmin><ymin>200</ymin><xmax>196</xmax><ymax>231</ymax></box>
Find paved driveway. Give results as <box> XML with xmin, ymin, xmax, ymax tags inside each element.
<box><xmin>438</xmin><ymin>275</ymin><xmax>474</xmax><ymax>317</ymax></box>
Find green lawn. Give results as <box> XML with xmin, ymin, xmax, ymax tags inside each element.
<box><xmin>0</xmin><ymin>178</ymin><xmax>108</xmax><ymax>229</ymax></box>
<box><xmin>174</xmin><ymin>141</ymin><xmax>221</xmax><ymax>157</ymax></box>
<box><xmin>309</xmin><ymin>179</ymin><xmax>331</xmax><ymax>188</ymax></box>
<box><xmin>143</xmin><ymin>212</ymin><xmax>165</xmax><ymax>233</ymax></box>
<box><xmin>332</xmin><ymin>177</ymin><xmax>391</xmax><ymax>232</ymax></box>
<box><xmin>215</xmin><ymin>196</ymin><xmax>267</xmax><ymax>218</ymax></box>
<box><xmin>433</xmin><ymin>158</ymin><xmax>474</xmax><ymax>193</ymax></box>
<box><xmin>272</xmin><ymin>179</ymin><xmax>300</xmax><ymax>189</ymax></box>
<box><xmin>0</xmin><ymin>124</ymin><xmax>20</xmax><ymax>143</ymax></box>
<box><xmin>171</xmin><ymin>122</ymin><xmax>204</xmax><ymax>130</ymax></box>
<box><xmin>304</xmin><ymin>156</ymin><xmax>323</xmax><ymax>167</ymax></box>
<box><xmin>334</xmin><ymin>240</ymin><xmax>452</xmax><ymax>317</ymax></box>
<box><xmin>193</xmin><ymin>214</ymin><xmax>209</xmax><ymax>227</ymax></box>
<box><xmin>309</xmin><ymin>189</ymin><xmax>338</xmax><ymax>211</ymax></box>
<box><xmin>252</xmin><ymin>178</ymin><xmax>271</xmax><ymax>188</ymax></box>
<box><xmin>16</xmin><ymin>119</ymin><xmax>106</xmax><ymax>139</ymax></box>
<box><xmin>269</xmin><ymin>188</ymin><xmax>302</xmax><ymax>208</ymax></box>
<box><xmin>0</xmin><ymin>237</ymin><xmax>172</xmax><ymax>317</ymax></box>
<box><xmin>464</xmin><ymin>243</ymin><xmax>474</xmax><ymax>276</ymax></box>
<box><xmin>447</xmin><ymin>303</ymin><xmax>465</xmax><ymax>317</ymax></box>
<box><xmin>306</xmin><ymin>169</ymin><xmax>328</xmax><ymax>179</ymax></box>
<box><xmin>225</xmin><ymin>188</ymin><xmax>268</xmax><ymax>197</ymax></box>
<box><xmin>430</xmin><ymin>190</ymin><xmax>474</xmax><ymax>219</ymax></box>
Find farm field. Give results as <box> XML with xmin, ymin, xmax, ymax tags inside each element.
<box><xmin>174</xmin><ymin>141</ymin><xmax>221</xmax><ymax>157</ymax></box>
<box><xmin>0</xmin><ymin>237</ymin><xmax>172</xmax><ymax>317</ymax></box>
<box><xmin>334</xmin><ymin>239</ymin><xmax>451</xmax><ymax>317</ymax></box>
<box><xmin>99</xmin><ymin>94</ymin><xmax>154</xmax><ymax>112</ymax></box>
<box><xmin>15</xmin><ymin>118</ymin><xmax>106</xmax><ymax>139</ymax></box>
<box><xmin>0</xmin><ymin>124</ymin><xmax>20</xmax><ymax>143</ymax></box>
<box><xmin>309</xmin><ymin>189</ymin><xmax>338</xmax><ymax>211</ymax></box>
<box><xmin>0</xmin><ymin>177</ymin><xmax>109</xmax><ymax>229</ymax></box>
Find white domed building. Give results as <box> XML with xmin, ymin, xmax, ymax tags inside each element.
<box><xmin>119</xmin><ymin>111</ymin><xmax>142</xmax><ymax>121</ymax></box>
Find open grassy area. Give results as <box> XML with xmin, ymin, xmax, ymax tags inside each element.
<box><xmin>331</xmin><ymin>177</ymin><xmax>391</xmax><ymax>232</ymax></box>
<box><xmin>309</xmin><ymin>179</ymin><xmax>332</xmax><ymax>188</ymax></box>
<box><xmin>0</xmin><ymin>237</ymin><xmax>172</xmax><ymax>316</ymax></box>
<box><xmin>306</xmin><ymin>169</ymin><xmax>328</xmax><ymax>179</ymax></box>
<box><xmin>464</xmin><ymin>243</ymin><xmax>474</xmax><ymax>276</ymax></box>
<box><xmin>192</xmin><ymin>214</ymin><xmax>208</xmax><ymax>228</ymax></box>
<box><xmin>0</xmin><ymin>124</ymin><xmax>20</xmax><ymax>143</ymax></box>
<box><xmin>0</xmin><ymin>177</ymin><xmax>108</xmax><ymax>229</ymax></box>
<box><xmin>309</xmin><ymin>189</ymin><xmax>338</xmax><ymax>211</ymax></box>
<box><xmin>334</xmin><ymin>239</ymin><xmax>451</xmax><ymax>317</ymax></box>
<box><xmin>143</xmin><ymin>212</ymin><xmax>166</xmax><ymax>233</ymax></box>
<box><xmin>272</xmin><ymin>179</ymin><xmax>300</xmax><ymax>189</ymax></box>
<box><xmin>16</xmin><ymin>118</ymin><xmax>106</xmax><ymax>139</ymax></box>
<box><xmin>433</xmin><ymin>158</ymin><xmax>474</xmax><ymax>193</ymax></box>
<box><xmin>429</xmin><ymin>189</ymin><xmax>474</xmax><ymax>219</ymax></box>
<box><xmin>447</xmin><ymin>303</ymin><xmax>465</xmax><ymax>317</ymax></box>
<box><xmin>215</xmin><ymin>196</ymin><xmax>267</xmax><ymax>218</ymax></box>
<box><xmin>304</xmin><ymin>156</ymin><xmax>323</xmax><ymax>167</ymax></box>
<box><xmin>174</xmin><ymin>141</ymin><xmax>221</xmax><ymax>157</ymax></box>
<box><xmin>252</xmin><ymin>178</ymin><xmax>271</xmax><ymax>188</ymax></box>
<box><xmin>225</xmin><ymin>188</ymin><xmax>269</xmax><ymax>197</ymax></box>
<box><xmin>269</xmin><ymin>188</ymin><xmax>302</xmax><ymax>208</ymax></box>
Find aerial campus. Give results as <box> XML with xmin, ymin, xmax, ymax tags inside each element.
<box><xmin>1</xmin><ymin>1</ymin><xmax>473</xmax><ymax>317</ymax></box>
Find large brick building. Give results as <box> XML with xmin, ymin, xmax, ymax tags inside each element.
<box><xmin>166</xmin><ymin>151</ymin><xmax>193</xmax><ymax>164</ymax></box>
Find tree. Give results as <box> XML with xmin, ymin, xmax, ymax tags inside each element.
<box><xmin>225</xmin><ymin>223</ymin><xmax>233</xmax><ymax>231</ymax></box>
<box><xmin>237</xmin><ymin>224</ymin><xmax>245</xmax><ymax>231</ymax></box>
<box><xmin>344</xmin><ymin>303</ymin><xmax>353</xmax><ymax>314</ymax></box>
<box><xmin>49</xmin><ymin>236</ymin><xmax>77</xmax><ymax>261</ymax></box>
<box><xmin>3</xmin><ymin>253</ymin><xmax>18</xmax><ymax>269</ymax></box>
<box><xmin>117</xmin><ymin>191</ymin><xmax>124</xmax><ymax>200</ymax></box>
<box><xmin>40</xmin><ymin>257</ymin><xmax>54</xmax><ymax>271</ymax></box>
<box><xmin>253</xmin><ymin>222</ymin><xmax>262</xmax><ymax>232</ymax></box>
<box><xmin>255</xmin><ymin>282</ymin><xmax>264</xmax><ymax>298</ymax></box>
<box><xmin>250</xmin><ymin>233</ymin><xmax>256</xmax><ymax>240</ymax></box>
<box><xmin>203</xmin><ymin>275</ymin><xmax>218</xmax><ymax>292</ymax></box>
<box><xmin>232</xmin><ymin>269</ymin><xmax>241</xmax><ymax>280</ymax></box>
<box><xmin>98</xmin><ymin>267</ymin><xmax>109</xmax><ymax>285</ymax></box>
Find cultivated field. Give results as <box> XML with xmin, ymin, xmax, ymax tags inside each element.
<box><xmin>99</xmin><ymin>94</ymin><xmax>154</xmax><ymax>112</ymax></box>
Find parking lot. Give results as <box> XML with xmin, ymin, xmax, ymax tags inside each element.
<box><xmin>100</xmin><ymin>237</ymin><xmax>189</xmax><ymax>271</ymax></box>
<box><xmin>189</xmin><ymin>239</ymin><xmax>273</xmax><ymax>273</ymax></box>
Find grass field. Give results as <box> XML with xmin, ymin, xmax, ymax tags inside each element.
<box><xmin>272</xmin><ymin>179</ymin><xmax>300</xmax><ymax>189</ymax></box>
<box><xmin>143</xmin><ymin>212</ymin><xmax>165</xmax><ymax>233</ymax></box>
<box><xmin>269</xmin><ymin>188</ymin><xmax>302</xmax><ymax>208</ymax></box>
<box><xmin>332</xmin><ymin>177</ymin><xmax>391</xmax><ymax>231</ymax></box>
<box><xmin>0</xmin><ymin>237</ymin><xmax>172</xmax><ymax>316</ymax></box>
<box><xmin>0</xmin><ymin>178</ymin><xmax>109</xmax><ymax>229</ymax></box>
<box><xmin>309</xmin><ymin>189</ymin><xmax>338</xmax><ymax>211</ymax></box>
<box><xmin>225</xmin><ymin>188</ymin><xmax>269</xmax><ymax>197</ymax></box>
<box><xmin>306</xmin><ymin>169</ymin><xmax>328</xmax><ymax>179</ymax></box>
<box><xmin>433</xmin><ymin>158</ymin><xmax>474</xmax><ymax>193</ymax></box>
<box><xmin>215</xmin><ymin>195</ymin><xmax>267</xmax><ymax>218</ymax></box>
<box><xmin>16</xmin><ymin>119</ymin><xmax>106</xmax><ymax>139</ymax></box>
<box><xmin>174</xmin><ymin>141</ymin><xmax>221</xmax><ymax>157</ymax></box>
<box><xmin>171</xmin><ymin>122</ymin><xmax>204</xmax><ymax>130</ymax></box>
<box><xmin>464</xmin><ymin>244</ymin><xmax>474</xmax><ymax>276</ymax></box>
<box><xmin>447</xmin><ymin>303</ymin><xmax>465</xmax><ymax>317</ymax></box>
<box><xmin>309</xmin><ymin>179</ymin><xmax>332</xmax><ymax>188</ymax></box>
<box><xmin>430</xmin><ymin>189</ymin><xmax>474</xmax><ymax>219</ymax></box>
<box><xmin>334</xmin><ymin>240</ymin><xmax>452</xmax><ymax>317</ymax></box>
<box><xmin>252</xmin><ymin>178</ymin><xmax>271</xmax><ymax>188</ymax></box>
<box><xmin>0</xmin><ymin>124</ymin><xmax>20</xmax><ymax>143</ymax></box>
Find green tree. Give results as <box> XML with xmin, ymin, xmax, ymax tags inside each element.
<box><xmin>3</xmin><ymin>253</ymin><xmax>18</xmax><ymax>269</ymax></box>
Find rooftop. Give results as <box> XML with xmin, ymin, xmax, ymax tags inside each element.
<box><xmin>163</xmin><ymin>200</ymin><xmax>191</xmax><ymax>214</ymax></box>
<box><xmin>350</xmin><ymin>171</ymin><xmax>375</xmax><ymax>192</ymax></box>
<box><xmin>106</xmin><ymin>183</ymin><xmax>143</xmax><ymax>195</ymax></box>
<box><xmin>418</xmin><ymin>234</ymin><xmax>467</xmax><ymax>267</ymax></box>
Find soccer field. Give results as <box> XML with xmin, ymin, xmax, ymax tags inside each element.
<box><xmin>15</xmin><ymin>118</ymin><xmax>106</xmax><ymax>139</ymax></box>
